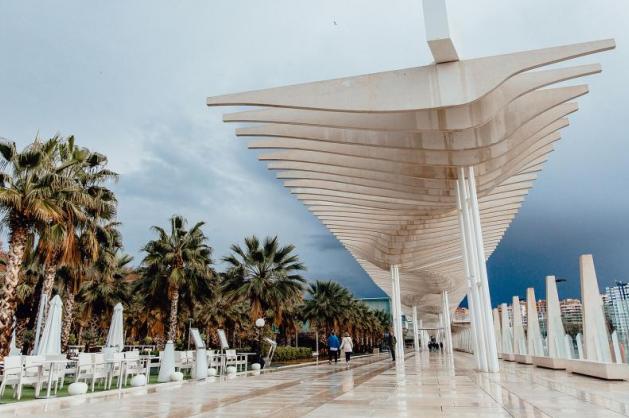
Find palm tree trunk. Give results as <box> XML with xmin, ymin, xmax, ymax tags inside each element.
<box><xmin>15</xmin><ymin>317</ymin><xmax>27</xmax><ymax>351</ymax></box>
<box><xmin>77</xmin><ymin>324</ymin><xmax>84</xmax><ymax>346</ymax></box>
<box><xmin>41</xmin><ymin>264</ymin><xmax>57</xmax><ymax>304</ymax></box>
<box><xmin>167</xmin><ymin>289</ymin><xmax>179</xmax><ymax>342</ymax></box>
<box><xmin>61</xmin><ymin>284</ymin><xmax>76</xmax><ymax>349</ymax></box>
<box><xmin>0</xmin><ymin>226</ymin><xmax>29</xmax><ymax>359</ymax></box>
<box><xmin>33</xmin><ymin>263</ymin><xmax>57</xmax><ymax>329</ymax></box>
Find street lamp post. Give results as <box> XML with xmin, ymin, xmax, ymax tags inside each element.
<box><xmin>255</xmin><ymin>318</ymin><xmax>265</xmax><ymax>368</ymax></box>
<box><xmin>187</xmin><ymin>318</ymin><xmax>193</xmax><ymax>351</ymax></box>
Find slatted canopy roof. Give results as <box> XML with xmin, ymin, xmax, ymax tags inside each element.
<box><xmin>206</xmin><ymin>9</ymin><xmax>614</xmax><ymax>326</ymax></box>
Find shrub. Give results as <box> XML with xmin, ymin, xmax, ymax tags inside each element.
<box><xmin>273</xmin><ymin>346</ymin><xmax>313</xmax><ymax>362</ymax></box>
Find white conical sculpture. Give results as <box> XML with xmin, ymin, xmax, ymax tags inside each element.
<box><xmin>493</xmin><ymin>308</ymin><xmax>502</xmax><ymax>354</ymax></box>
<box><xmin>546</xmin><ymin>276</ymin><xmax>567</xmax><ymax>358</ymax></box>
<box><xmin>512</xmin><ymin>296</ymin><xmax>527</xmax><ymax>355</ymax></box>
<box><xmin>564</xmin><ymin>334</ymin><xmax>574</xmax><ymax>359</ymax></box>
<box><xmin>35</xmin><ymin>295</ymin><xmax>63</xmax><ymax>355</ymax></box>
<box><xmin>576</xmin><ymin>333</ymin><xmax>584</xmax><ymax>359</ymax></box>
<box><xmin>500</xmin><ymin>303</ymin><xmax>513</xmax><ymax>353</ymax></box>
<box><xmin>611</xmin><ymin>331</ymin><xmax>622</xmax><ymax>364</ymax></box>
<box><xmin>105</xmin><ymin>303</ymin><xmax>124</xmax><ymax>352</ymax></box>
<box><xmin>526</xmin><ymin>288</ymin><xmax>544</xmax><ymax>356</ymax></box>
<box><xmin>580</xmin><ymin>255</ymin><xmax>612</xmax><ymax>362</ymax></box>
<box><xmin>158</xmin><ymin>341</ymin><xmax>176</xmax><ymax>382</ymax></box>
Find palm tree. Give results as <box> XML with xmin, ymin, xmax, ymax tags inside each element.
<box><xmin>59</xmin><ymin>220</ymin><xmax>119</xmax><ymax>348</ymax></box>
<box><xmin>76</xmin><ymin>251</ymin><xmax>132</xmax><ymax>336</ymax></box>
<box><xmin>302</xmin><ymin>280</ymin><xmax>352</xmax><ymax>336</ymax></box>
<box><xmin>34</xmin><ymin>137</ymin><xmax>116</xmax><ymax>326</ymax></box>
<box><xmin>138</xmin><ymin>215</ymin><xmax>213</xmax><ymax>343</ymax></box>
<box><xmin>0</xmin><ymin>137</ymin><xmax>67</xmax><ymax>357</ymax></box>
<box><xmin>223</xmin><ymin>235</ymin><xmax>306</xmax><ymax>324</ymax></box>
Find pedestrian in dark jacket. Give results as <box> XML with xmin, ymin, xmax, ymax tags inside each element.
<box><xmin>327</xmin><ymin>331</ymin><xmax>340</xmax><ymax>364</ymax></box>
<box><xmin>386</xmin><ymin>332</ymin><xmax>396</xmax><ymax>361</ymax></box>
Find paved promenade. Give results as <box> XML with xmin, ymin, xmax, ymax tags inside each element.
<box><xmin>3</xmin><ymin>352</ymin><xmax>629</xmax><ymax>417</ymax></box>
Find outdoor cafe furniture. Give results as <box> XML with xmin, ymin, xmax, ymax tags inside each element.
<box><xmin>75</xmin><ymin>353</ymin><xmax>109</xmax><ymax>392</ymax></box>
<box><xmin>122</xmin><ymin>350</ymin><xmax>144</xmax><ymax>385</ymax></box>
<box><xmin>0</xmin><ymin>356</ymin><xmax>23</xmax><ymax>400</ymax></box>
<box><xmin>0</xmin><ymin>355</ymin><xmax>72</xmax><ymax>400</ymax></box>
<box><xmin>174</xmin><ymin>351</ymin><xmax>194</xmax><ymax>375</ymax></box>
<box><xmin>224</xmin><ymin>349</ymin><xmax>248</xmax><ymax>372</ymax></box>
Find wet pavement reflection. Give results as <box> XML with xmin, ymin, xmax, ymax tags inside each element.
<box><xmin>3</xmin><ymin>351</ymin><xmax>629</xmax><ymax>417</ymax></box>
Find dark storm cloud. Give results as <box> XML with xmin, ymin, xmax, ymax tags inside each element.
<box><xmin>1</xmin><ymin>0</ymin><xmax>628</xmax><ymax>302</ymax></box>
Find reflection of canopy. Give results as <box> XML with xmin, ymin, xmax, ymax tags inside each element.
<box><xmin>207</xmin><ymin>4</ymin><xmax>614</xmax><ymax>327</ymax></box>
<box><xmin>105</xmin><ymin>303</ymin><xmax>124</xmax><ymax>352</ymax></box>
<box><xmin>36</xmin><ymin>295</ymin><xmax>63</xmax><ymax>355</ymax></box>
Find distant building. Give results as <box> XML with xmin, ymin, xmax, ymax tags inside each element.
<box><xmin>504</xmin><ymin>302</ymin><xmax>526</xmax><ymax>326</ymax></box>
<box><xmin>603</xmin><ymin>283</ymin><xmax>629</xmax><ymax>342</ymax></box>
<box><xmin>498</xmin><ymin>298</ymin><xmax>582</xmax><ymax>336</ymax></box>
<box><xmin>537</xmin><ymin>300</ymin><xmax>547</xmax><ymax>336</ymax></box>
<box><xmin>453</xmin><ymin>307</ymin><xmax>469</xmax><ymax>322</ymax></box>
<box><xmin>560</xmin><ymin>299</ymin><xmax>583</xmax><ymax>327</ymax></box>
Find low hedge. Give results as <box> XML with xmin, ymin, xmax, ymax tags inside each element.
<box><xmin>273</xmin><ymin>346</ymin><xmax>313</xmax><ymax>362</ymax></box>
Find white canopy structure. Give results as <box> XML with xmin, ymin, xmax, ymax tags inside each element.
<box><xmin>206</xmin><ymin>0</ymin><xmax>614</xmax><ymax>371</ymax></box>
<box><xmin>105</xmin><ymin>302</ymin><xmax>125</xmax><ymax>352</ymax></box>
<box><xmin>35</xmin><ymin>295</ymin><xmax>63</xmax><ymax>356</ymax></box>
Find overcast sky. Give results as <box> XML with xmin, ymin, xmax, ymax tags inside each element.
<box><xmin>1</xmin><ymin>0</ymin><xmax>628</xmax><ymax>305</ymax></box>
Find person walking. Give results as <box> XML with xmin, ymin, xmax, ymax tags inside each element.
<box><xmin>386</xmin><ymin>331</ymin><xmax>396</xmax><ymax>361</ymax></box>
<box><xmin>339</xmin><ymin>332</ymin><xmax>353</xmax><ymax>366</ymax></box>
<box><xmin>327</xmin><ymin>331</ymin><xmax>340</xmax><ymax>364</ymax></box>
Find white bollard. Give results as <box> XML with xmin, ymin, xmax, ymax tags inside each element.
<box><xmin>68</xmin><ymin>382</ymin><xmax>88</xmax><ymax>396</ymax></box>
<box><xmin>170</xmin><ymin>371</ymin><xmax>184</xmax><ymax>382</ymax></box>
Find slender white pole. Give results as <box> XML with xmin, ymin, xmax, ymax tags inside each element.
<box><xmin>466</xmin><ymin>166</ymin><xmax>499</xmax><ymax>372</ymax></box>
<box><xmin>390</xmin><ymin>264</ymin><xmax>401</xmax><ymax>362</ymax></box>
<box><xmin>443</xmin><ymin>291</ymin><xmax>454</xmax><ymax>355</ymax></box>
<box><xmin>393</xmin><ymin>266</ymin><xmax>405</xmax><ymax>363</ymax></box>
<box><xmin>33</xmin><ymin>292</ymin><xmax>47</xmax><ymax>354</ymax></box>
<box><xmin>412</xmin><ymin>305</ymin><xmax>420</xmax><ymax>352</ymax></box>
<box><xmin>456</xmin><ymin>178</ymin><xmax>482</xmax><ymax>369</ymax></box>
<box><xmin>458</xmin><ymin>173</ymin><xmax>488</xmax><ymax>372</ymax></box>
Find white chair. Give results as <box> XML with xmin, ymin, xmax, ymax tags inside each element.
<box><xmin>75</xmin><ymin>353</ymin><xmax>108</xmax><ymax>392</ymax></box>
<box><xmin>209</xmin><ymin>350</ymin><xmax>225</xmax><ymax>373</ymax></box>
<box><xmin>225</xmin><ymin>349</ymin><xmax>247</xmax><ymax>372</ymax></box>
<box><xmin>45</xmin><ymin>354</ymin><xmax>68</xmax><ymax>389</ymax></box>
<box><xmin>89</xmin><ymin>353</ymin><xmax>109</xmax><ymax>392</ymax></box>
<box><xmin>174</xmin><ymin>351</ymin><xmax>192</xmax><ymax>375</ymax></box>
<box><xmin>0</xmin><ymin>356</ymin><xmax>23</xmax><ymax>400</ymax></box>
<box><xmin>123</xmin><ymin>351</ymin><xmax>143</xmax><ymax>385</ymax></box>
<box><xmin>20</xmin><ymin>355</ymin><xmax>46</xmax><ymax>398</ymax></box>
<box><xmin>74</xmin><ymin>353</ymin><xmax>93</xmax><ymax>384</ymax></box>
<box><xmin>107</xmin><ymin>352</ymin><xmax>125</xmax><ymax>389</ymax></box>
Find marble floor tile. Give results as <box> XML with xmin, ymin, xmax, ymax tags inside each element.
<box><xmin>3</xmin><ymin>352</ymin><xmax>629</xmax><ymax>417</ymax></box>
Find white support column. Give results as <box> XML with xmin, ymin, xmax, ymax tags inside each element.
<box><xmin>412</xmin><ymin>305</ymin><xmax>420</xmax><ymax>352</ymax></box>
<box><xmin>390</xmin><ymin>264</ymin><xmax>405</xmax><ymax>364</ymax></box>
<box><xmin>457</xmin><ymin>175</ymin><xmax>488</xmax><ymax>372</ymax></box>
<box><xmin>394</xmin><ymin>266</ymin><xmax>405</xmax><ymax>363</ymax></box>
<box><xmin>465</xmin><ymin>166</ymin><xmax>500</xmax><ymax>372</ymax></box>
<box><xmin>422</xmin><ymin>0</ymin><xmax>459</xmax><ymax>63</ymax></box>
<box><xmin>442</xmin><ymin>291</ymin><xmax>454</xmax><ymax>355</ymax></box>
<box><xmin>390</xmin><ymin>264</ymin><xmax>400</xmax><ymax>355</ymax></box>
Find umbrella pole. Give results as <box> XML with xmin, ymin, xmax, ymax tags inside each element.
<box><xmin>33</xmin><ymin>293</ymin><xmax>48</xmax><ymax>354</ymax></box>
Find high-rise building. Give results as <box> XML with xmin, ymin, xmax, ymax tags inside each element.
<box><xmin>537</xmin><ymin>300</ymin><xmax>548</xmax><ymax>336</ymax></box>
<box><xmin>560</xmin><ymin>299</ymin><xmax>583</xmax><ymax>327</ymax></box>
<box><xmin>603</xmin><ymin>283</ymin><xmax>629</xmax><ymax>342</ymax></box>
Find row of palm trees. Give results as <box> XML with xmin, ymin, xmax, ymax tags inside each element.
<box><xmin>0</xmin><ymin>135</ymin><xmax>118</xmax><ymax>358</ymax></box>
<box><xmin>0</xmin><ymin>136</ymin><xmax>391</xmax><ymax>359</ymax></box>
